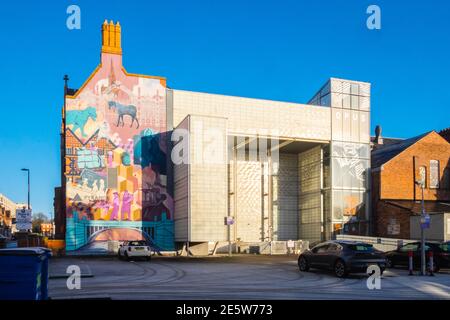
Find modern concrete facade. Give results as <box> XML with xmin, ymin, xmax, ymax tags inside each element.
<box><xmin>169</xmin><ymin>78</ymin><xmax>372</xmax><ymax>247</ymax></box>
<box><xmin>58</xmin><ymin>21</ymin><xmax>372</xmax><ymax>253</ymax></box>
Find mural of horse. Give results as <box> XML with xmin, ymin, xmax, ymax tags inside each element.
<box><xmin>108</xmin><ymin>101</ymin><xmax>139</xmax><ymax>129</ymax></box>
<box><xmin>66</xmin><ymin>107</ymin><xmax>97</xmax><ymax>137</ymax></box>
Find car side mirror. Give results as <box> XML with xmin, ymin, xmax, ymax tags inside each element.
<box><xmin>119</xmin><ymin>245</ymin><xmax>123</xmax><ymax>247</ymax></box>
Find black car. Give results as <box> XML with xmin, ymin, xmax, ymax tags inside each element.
<box><xmin>386</xmin><ymin>241</ymin><xmax>450</xmax><ymax>272</ymax></box>
<box><xmin>298</xmin><ymin>240</ymin><xmax>387</xmax><ymax>278</ymax></box>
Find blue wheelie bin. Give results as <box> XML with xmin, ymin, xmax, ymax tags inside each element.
<box><xmin>0</xmin><ymin>247</ymin><xmax>52</xmax><ymax>300</ymax></box>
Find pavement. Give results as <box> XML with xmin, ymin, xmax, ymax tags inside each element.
<box><xmin>48</xmin><ymin>255</ymin><xmax>450</xmax><ymax>300</ymax></box>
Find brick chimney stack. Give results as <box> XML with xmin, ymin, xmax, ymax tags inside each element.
<box><xmin>375</xmin><ymin>125</ymin><xmax>383</xmax><ymax>145</ymax></box>
<box><xmin>101</xmin><ymin>20</ymin><xmax>122</xmax><ymax>55</ymax></box>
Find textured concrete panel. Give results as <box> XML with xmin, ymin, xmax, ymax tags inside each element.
<box><xmin>172</xmin><ymin>90</ymin><xmax>331</xmax><ymax>141</ymax></box>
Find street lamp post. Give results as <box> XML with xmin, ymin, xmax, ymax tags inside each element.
<box><xmin>21</xmin><ymin>168</ymin><xmax>30</xmax><ymax>210</ymax></box>
<box><xmin>415</xmin><ymin>180</ymin><xmax>427</xmax><ymax>276</ymax></box>
<box><xmin>61</xmin><ymin>75</ymin><xmax>69</xmax><ymax>241</ymax></box>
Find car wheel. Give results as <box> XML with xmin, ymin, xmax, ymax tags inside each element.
<box><xmin>124</xmin><ymin>251</ymin><xmax>130</xmax><ymax>261</ymax></box>
<box><xmin>118</xmin><ymin>251</ymin><xmax>122</xmax><ymax>260</ymax></box>
<box><xmin>386</xmin><ymin>257</ymin><xmax>394</xmax><ymax>268</ymax></box>
<box><xmin>334</xmin><ymin>260</ymin><xmax>348</xmax><ymax>278</ymax></box>
<box><xmin>146</xmin><ymin>256</ymin><xmax>151</xmax><ymax>262</ymax></box>
<box><xmin>298</xmin><ymin>256</ymin><xmax>309</xmax><ymax>272</ymax></box>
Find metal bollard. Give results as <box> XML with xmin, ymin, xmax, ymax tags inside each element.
<box><xmin>408</xmin><ymin>251</ymin><xmax>414</xmax><ymax>276</ymax></box>
<box><xmin>428</xmin><ymin>251</ymin><xmax>434</xmax><ymax>276</ymax></box>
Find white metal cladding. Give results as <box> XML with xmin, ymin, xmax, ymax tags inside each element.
<box><xmin>235</xmin><ymin>156</ymin><xmax>263</xmax><ymax>242</ymax></box>
<box><xmin>298</xmin><ymin>146</ymin><xmax>323</xmax><ymax>243</ymax></box>
<box><xmin>274</xmin><ymin>154</ymin><xmax>299</xmax><ymax>240</ymax></box>
<box><xmin>188</xmin><ymin>115</ymin><xmax>228</xmax><ymax>242</ymax></box>
<box><xmin>173</xmin><ymin>117</ymin><xmax>190</xmax><ymax>242</ymax></box>
<box><xmin>171</xmin><ymin>90</ymin><xmax>331</xmax><ymax>141</ymax></box>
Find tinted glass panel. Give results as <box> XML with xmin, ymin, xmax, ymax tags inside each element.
<box><xmin>313</xmin><ymin>244</ymin><xmax>329</xmax><ymax>253</ymax></box>
<box><xmin>348</xmin><ymin>244</ymin><xmax>374</xmax><ymax>252</ymax></box>
<box><xmin>351</xmin><ymin>83</ymin><xmax>360</xmax><ymax>95</ymax></box>
<box><xmin>129</xmin><ymin>241</ymin><xmax>146</xmax><ymax>246</ymax></box>
<box><xmin>400</xmin><ymin>243</ymin><xmax>419</xmax><ymax>252</ymax></box>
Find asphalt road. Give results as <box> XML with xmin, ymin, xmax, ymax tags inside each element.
<box><xmin>48</xmin><ymin>255</ymin><xmax>450</xmax><ymax>300</ymax></box>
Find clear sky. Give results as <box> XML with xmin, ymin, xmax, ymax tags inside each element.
<box><xmin>0</xmin><ymin>0</ymin><xmax>449</xmax><ymax>215</ymax></box>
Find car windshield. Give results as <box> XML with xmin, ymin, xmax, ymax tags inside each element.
<box><xmin>129</xmin><ymin>241</ymin><xmax>146</xmax><ymax>246</ymax></box>
<box><xmin>348</xmin><ymin>244</ymin><xmax>374</xmax><ymax>252</ymax></box>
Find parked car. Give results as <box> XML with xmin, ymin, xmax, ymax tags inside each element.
<box><xmin>298</xmin><ymin>240</ymin><xmax>387</xmax><ymax>278</ymax></box>
<box><xmin>385</xmin><ymin>241</ymin><xmax>450</xmax><ymax>272</ymax></box>
<box><xmin>118</xmin><ymin>240</ymin><xmax>152</xmax><ymax>261</ymax></box>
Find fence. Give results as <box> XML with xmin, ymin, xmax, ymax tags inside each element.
<box><xmin>213</xmin><ymin>240</ymin><xmax>309</xmax><ymax>255</ymax></box>
<box><xmin>336</xmin><ymin>235</ymin><xmax>415</xmax><ymax>252</ymax></box>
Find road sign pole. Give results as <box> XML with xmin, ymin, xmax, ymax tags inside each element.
<box><xmin>408</xmin><ymin>250</ymin><xmax>413</xmax><ymax>276</ymax></box>
<box><xmin>228</xmin><ymin>223</ymin><xmax>231</xmax><ymax>257</ymax></box>
<box><xmin>428</xmin><ymin>251</ymin><xmax>434</xmax><ymax>276</ymax></box>
<box><xmin>420</xmin><ymin>184</ymin><xmax>426</xmax><ymax>276</ymax></box>
<box><xmin>225</xmin><ymin>216</ymin><xmax>234</xmax><ymax>257</ymax></box>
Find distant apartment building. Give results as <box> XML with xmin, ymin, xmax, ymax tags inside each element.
<box><xmin>0</xmin><ymin>194</ymin><xmax>19</xmax><ymax>235</ymax></box>
<box><xmin>371</xmin><ymin>128</ymin><xmax>450</xmax><ymax>240</ymax></box>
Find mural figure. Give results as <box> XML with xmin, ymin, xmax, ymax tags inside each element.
<box><xmin>108</xmin><ymin>101</ymin><xmax>140</xmax><ymax>128</ymax></box>
<box><xmin>121</xmin><ymin>190</ymin><xmax>133</xmax><ymax>221</ymax></box>
<box><xmin>110</xmin><ymin>192</ymin><xmax>120</xmax><ymax>221</ymax></box>
<box><xmin>66</xmin><ymin>107</ymin><xmax>97</xmax><ymax>137</ymax></box>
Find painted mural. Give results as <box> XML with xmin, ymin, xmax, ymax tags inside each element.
<box><xmin>65</xmin><ymin>47</ymin><xmax>174</xmax><ymax>252</ymax></box>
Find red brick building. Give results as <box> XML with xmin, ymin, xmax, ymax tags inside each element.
<box><xmin>371</xmin><ymin>130</ymin><xmax>450</xmax><ymax>239</ymax></box>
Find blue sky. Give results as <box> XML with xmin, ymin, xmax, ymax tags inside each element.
<box><xmin>0</xmin><ymin>0</ymin><xmax>449</xmax><ymax>215</ymax></box>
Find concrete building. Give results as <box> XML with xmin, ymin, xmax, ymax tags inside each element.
<box><xmin>0</xmin><ymin>194</ymin><xmax>20</xmax><ymax>236</ymax></box>
<box><xmin>371</xmin><ymin>129</ymin><xmax>450</xmax><ymax>239</ymax></box>
<box><xmin>57</xmin><ymin>21</ymin><xmax>372</xmax><ymax>254</ymax></box>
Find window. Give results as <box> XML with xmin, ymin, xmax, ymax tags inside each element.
<box><xmin>351</xmin><ymin>95</ymin><xmax>359</xmax><ymax>109</ymax></box>
<box><xmin>429</xmin><ymin>160</ymin><xmax>440</xmax><ymax>189</ymax></box>
<box><xmin>400</xmin><ymin>243</ymin><xmax>419</xmax><ymax>252</ymax></box>
<box><xmin>129</xmin><ymin>241</ymin><xmax>147</xmax><ymax>246</ymax></box>
<box><xmin>348</xmin><ymin>244</ymin><xmax>374</xmax><ymax>252</ymax></box>
<box><xmin>418</xmin><ymin>166</ymin><xmax>427</xmax><ymax>187</ymax></box>
<box><xmin>328</xmin><ymin>243</ymin><xmax>343</xmax><ymax>252</ymax></box>
<box><xmin>312</xmin><ymin>243</ymin><xmax>329</xmax><ymax>253</ymax></box>
<box><xmin>342</xmin><ymin>94</ymin><xmax>351</xmax><ymax>108</ymax></box>
<box><xmin>351</xmin><ymin>83</ymin><xmax>360</xmax><ymax>95</ymax></box>
<box><xmin>327</xmin><ymin>244</ymin><xmax>337</xmax><ymax>252</ymax></box>
<box><xmin>439</xmin><ymin>243</ymin><xmax>450</xmax><ymax>252</ymax></box>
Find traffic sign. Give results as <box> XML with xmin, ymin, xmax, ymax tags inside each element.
<box><xmin>420</xmin><ymin>214</ymin><xmax>430</xmax><ymax>229</ymax></box>
<box><xmin>224</xmin><ymin>216</ymin><xmax>235</xmax><ymax>226</ymax></box>
<box><xmin>16</xmin><ymin>208</ymin><xmax>32</xmax><ymax>230</ymax></box>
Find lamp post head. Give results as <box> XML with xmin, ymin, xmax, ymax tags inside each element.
<box><xmin>21</xmin><ymin>168</ymin><xmax>29</xmax><ymax>172</ymax></box>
